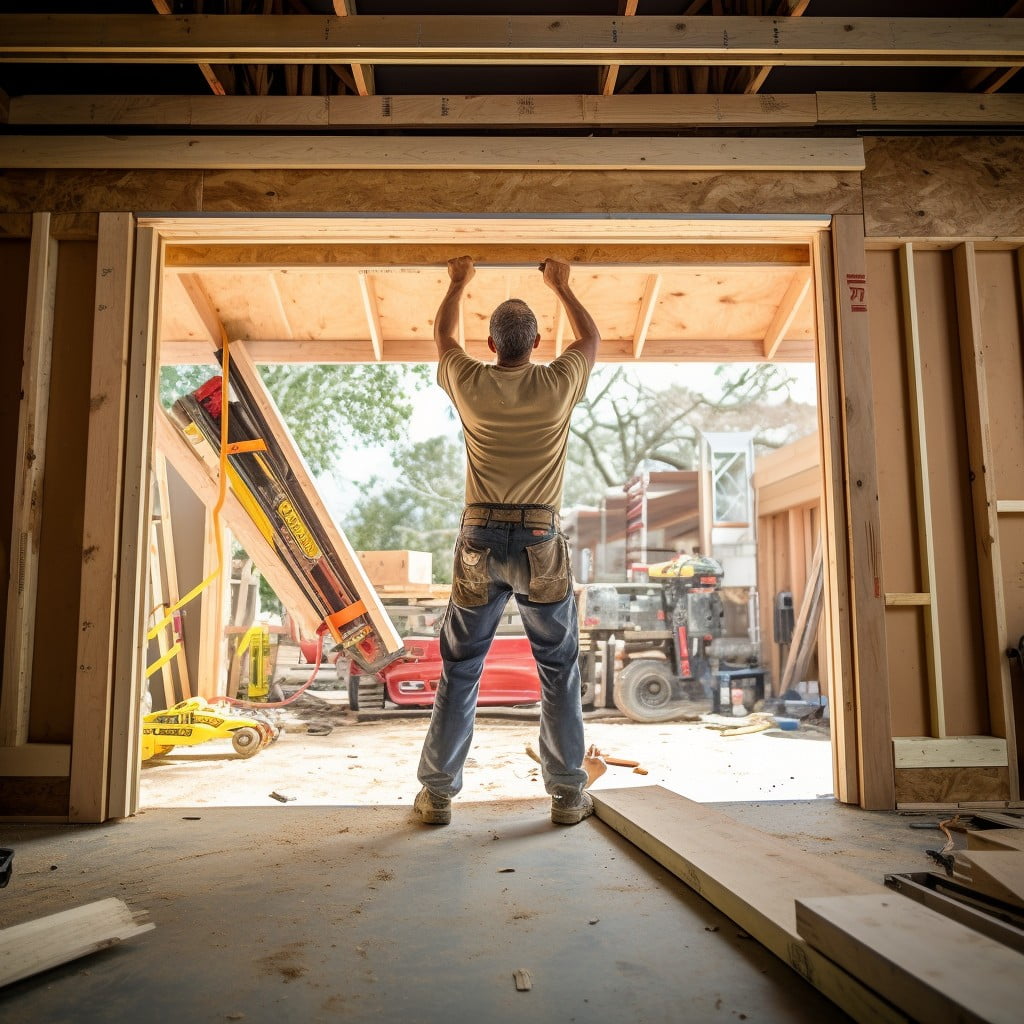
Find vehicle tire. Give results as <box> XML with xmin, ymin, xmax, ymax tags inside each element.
<box><xmin>348</xmin><ymin>673</ymin><xmax>386</xmax><ymax>712</ymax></box>
<box><xmin>613</xmin><ymin>659</ymin><xmax>681</xmax><ymax>723</ymax></box>
<box><xmin>231</xmin><ymin>726</ymin><xmax>263</xmax><ymax>758</ymax></box>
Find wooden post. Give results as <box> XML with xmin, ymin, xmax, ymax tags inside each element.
<box><xmin>106</xmin><ymin>224</ymin><xmax>158</xmax><ymax>821</ymax></box>
<box><xmin>831</xmin><ymin>214</ymin><xmax>895</xmax><ymax>810</ymax></box>
<box><xmin>1</xmin><ymin>213</ymin><xmax>57</xmax><ymax>748</ymax></box>
<box><xmin>812</xmin><ymin>231</ymin><xmax>859</xmax><ymax>806</ymax></box>
<box><xmin>197</xmin><ymin>509</ymin><xmax>227</xmax><ymax>699</ymax></box>
<box><xmin>69</xmin><ymin>213</ymin><xmax>135</xmax><ymax>823</ymax></box>
<box><xmin>953</xmin><ymin>242</ymin><xmax>1018</xmax><ymax>801</ymax></box>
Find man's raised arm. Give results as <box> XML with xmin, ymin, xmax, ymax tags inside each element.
<box><xmin>540</xmin><ymin>258</ymin><xmax>601</xmax><ymax>368</ymax></box>
<box><xmin>434</xmin><ymin>255</ymin><xmax>475</xmax><ymax>360</ymax></box>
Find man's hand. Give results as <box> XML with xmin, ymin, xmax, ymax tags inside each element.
<box><xmin>540</xmin><ymin>258</ymin><xmax>570</xmax><ymax>291</ymax></box>
<box><xmin>448</xmin><ymin>255</ymin><xmax>475</xmax><ymax>287</ymax></box>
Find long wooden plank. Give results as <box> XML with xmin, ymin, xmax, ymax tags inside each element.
<box><xmin>2</xmin><ymin>15</ymin><xmax>1023</xmax><ymax>66</ymax></box>
<box><xmin>592</xmin><ymin>786</ymin><xmax>907</xmax><ymax>1023</ymax></box>
<box><xmin>899</xmin><ymin>243</ymin><xmax>945</xmax><ymax>737</ymax></box>
<box><xmin>69</xmin><ymin>213</ymin><xmax>135</xmax><ymax>824</ymax></box>
<box><xmin>0</xmin><ymin>135</ymin><xmax>866</xmax><ymax>172</ymax></box>
<box><xmin>795</xmin><ymin>892</ymin><xmax>1024</xmax><ymax>1024</ymax></box>
<box><xmin>106</xmin><ymin>225</ymin><xmax>157</xmax><ymax>821</ymax></box>
<box><xmin>812</xmin><ymin>231</ymin><xmax>858</xmax><ymax>806</ymax></box>
<box><xmin>0</xmin><ymin>898</ymin><xmax>153</xmax><ymax>988</ymax></box>
<box><xmin>227</xmin><ymin>342</ymin><xmax>401</xmax><ymax>656</ymax></box>
<box><xmin>0</xmin><ymin>213</ymin><xmax>57</xmax><ymax>748</ymax></box>
<box><xmin>833</xmin><ymin>215</ymin><xmax>895</xmax><ymax>810</ymax></box>
<box><xmin>893</xmin><ymin>736</ymin><xmax>1008</xmax><ymax>769</ymax></box>
<box><xmin>818</xmin><ymin>91</ymin><xmax>1024</xmax><ymax>126</ymax></box>
<box><xmin>953</xmin><ymin>243</ymin><xmax>1018</xmax><ymax>800</ymax></box>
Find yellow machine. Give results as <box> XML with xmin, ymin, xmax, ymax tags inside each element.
<box><xmin>140</xmin><ymin>697</ymin><xmax>276</xmax><ymax>761</ymax></box>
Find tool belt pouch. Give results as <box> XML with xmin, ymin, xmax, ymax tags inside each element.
<box><xmin>526</xmin><ymin>534</ymin><xmax>571</xmax><ymax>604</ymax></box>
<box><xmin>452</xmin><ymin>539</ymin><xmax>491</xmax><ymax>608</ymax></box>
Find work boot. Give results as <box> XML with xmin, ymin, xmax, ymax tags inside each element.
<box><xmin>550</xmin><ymin>789</ymin><xmax>594</xmax><ymax>826</ymax></box>
<box><xmin>413</xmin><ymin>786</ymin><xmax>451</xmax><ymax>825</ymax></box>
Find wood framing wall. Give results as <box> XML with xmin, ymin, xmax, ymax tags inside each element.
<box><xmin>0</xmin><ymin>134</ymin><xmax>1022</xmax><ymax>819</ymax></box>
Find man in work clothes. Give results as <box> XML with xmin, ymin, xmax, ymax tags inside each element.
<box><xmin>414</xmin><ymin>256</ymin><xmax>601</xmax><ymax>827</ymax></box>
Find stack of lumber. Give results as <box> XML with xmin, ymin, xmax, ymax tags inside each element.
<box><xmin>593</xmin><ymin>786</ymin><xmax>1024</xmax><ymax>1024</ymax></box>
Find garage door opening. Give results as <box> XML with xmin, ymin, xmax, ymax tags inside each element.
<box><xmin>135</xmin><ymin>214</ymin><xmax>839</xmax><ymax>813</ymax></box>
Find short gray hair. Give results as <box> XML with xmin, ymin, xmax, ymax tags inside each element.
<box><xmin>489</xmin><ymin>299</ymin><xmax>538</xmax><ymax>361</ymax></box>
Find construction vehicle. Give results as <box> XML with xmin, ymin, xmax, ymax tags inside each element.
<box><xmin>140</xmin><ymin>697</ymin><xmax>278</xmax><ymax>760</ymax></box>
<box><xmin>577</xmin><ymin>554</ymin><xmax>730</xmax><ymax>722</ymax></box>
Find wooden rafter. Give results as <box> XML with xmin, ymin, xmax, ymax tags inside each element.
<box><xmin>333</xmin><ymin>1</ymin><xmax>374</xmax><ymax>96</ymax></box>
<box><xmin>3</xmin><ymin>16</ymin><xmax>1023</xmax><ymax>68</ymax></box>
<box><xmin>957</xmin><ymin>0</ymin><xmax>1024</xmax><ymax>94</ymax></box>
<box><xmin>356</xmin><ymin>272</ymin><xmax>383</xmax><ymax>361</ymax></box>
<box><xmin>738</xmin><ymin>0</ymin><xmax>811</xmax><ymax>96</ymax></box>
<box><xmin>150</xmin><ymin>0</ymin><xmax>230</xmax><ymax>96</ymax></box>
<box><xmin>631</xmin><ymin>274</ymin><xmax>662</xmax><ymax>359</ymax></box>
<box><xmin>762</xmin><ymin>268</ymin><xmax>810</xmax><ymax>359</ymax></box>
<box><xmin>598</xmin><ymin>1</ymin><xmax>639</xmax><ymax>98</ymax></box>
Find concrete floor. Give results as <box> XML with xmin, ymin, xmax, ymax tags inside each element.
<box><xmin>0</xmin><ymin>797</ymin><xmax>940</xmax><ymax>1023</ymax></box>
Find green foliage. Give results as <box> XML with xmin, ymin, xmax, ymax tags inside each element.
<box><xmin>159</xmin><ymin>362</ymin><xmax>431</xmax><ymax>476</ymax></box>
<box><xmin>344</xmin><ymin>435</ymin><xmax>466</xmax><ymax>583</ymax></box>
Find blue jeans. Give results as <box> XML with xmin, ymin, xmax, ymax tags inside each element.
<box><xmin>417</xmin><ymin>511</ymin><xmax>588</xmax><ymax>799</ymax></box>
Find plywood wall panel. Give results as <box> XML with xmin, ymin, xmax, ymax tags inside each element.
<box><xmin>199</xmin><ymin>169</ymin><xmax>863</xmax><ymax>215</ymax></box>
<box><xmin>863</xmin><ymin>137</ymin><xmax>1024</xmax><ymax>239</ymax></box>
<box><xmin>27</xmin><ymin>242</ymin><xmax>96</xmax><ymax>743</ymax></box>
<box><xmin>914</xmin><ymin>250</ymin><xmax>988</xmax><ymax>737</ymax></box>
<box><xmin>0</xmin><ymin>241</ymin><xmax>31</xmax><ymax>676</ymax></box>
<box><xmin>866</xmin><ymin>249</ymin><xmax>928</xmax><ymax>736</ymax></box>
<box><xmin>0</xmin><ymin>170</ymin><xmax>203</xmax><ymax>214</ymax></box>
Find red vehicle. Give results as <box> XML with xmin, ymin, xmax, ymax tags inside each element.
<box><xmin>348</xmin><ymin>635</ymin><xmax>542</xmax><ymax>711</ymax></box>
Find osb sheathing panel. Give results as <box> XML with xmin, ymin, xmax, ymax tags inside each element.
<box><xmin>975</xmin><ymin>251</ymin><xmax>1024</xmax><ymax>653</ymax></box>
<box><xmin>0</xmin><ymin>241</ymin><xmax>31</xmax><ymax>680</ymax></box>
<box><xmin>863</xmin><ymin>137</ymin><xmax>1024</xmax><ymax>238</ymax></box>
<box><xmin>894</xmin><ymin>765</ymin><xmax>1011</xmax><ymax>804</ymax></box>
<box><xmin>0</xmin><ymin>170</ymin><xmax>203</xmax><ymax>214</ymax></box>
<box><xmin>200</xmin><ymin>169</ymin><xmax>863</xmax><ymax>215</ymax></box>
<box><xmin>866</xmin><ymin>249</ymin><xmax>929</xmax><ymax>736</ymax></box>
<box><xmin>28</xmin><ymin>241</ymin><xmax>96</xmax><ymax>744</ymax></box>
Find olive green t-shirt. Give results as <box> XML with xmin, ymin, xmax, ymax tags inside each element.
<box><xmin>437</xmin><ymin>347</ymin><xmax>590</xmax><ymax>508</ymax></box>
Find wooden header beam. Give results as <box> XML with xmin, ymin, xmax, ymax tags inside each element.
<box><xmin>1</xmin><ymin>15</ymin><xmax>1022</xmax><ymax>67</ymax></box>
<box><xmin>0</xmin><ymin>135</ymin><xmax>865</xmax><ymax>172</ymax></box>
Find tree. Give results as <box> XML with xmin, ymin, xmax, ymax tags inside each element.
<box><xmin>160</xmin><ymin>362</ymin><xmax>431</xmax><ymax>476</ymax></box>
<box><xmin>562</xmin><ymin>364</ymin><xmax>817</xmax><ymax>507</ymax></box>
<box><xmin>344</xmin><ymin>435</ymin><xmax>466</xmax><ymax>583</ymax></box>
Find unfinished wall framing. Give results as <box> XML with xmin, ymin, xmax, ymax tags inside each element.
<box><xmin>1</xmin><ymin>134</ymin><xmax>1022</xmax><ymax>820</ymax></box>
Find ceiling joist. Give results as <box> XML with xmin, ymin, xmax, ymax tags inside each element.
<box><xmin>2</xmin><ymin>15</ymin><xmax>1023</xmax><ymax>68</ymax></box>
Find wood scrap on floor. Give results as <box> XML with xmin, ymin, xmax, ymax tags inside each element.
<box><xmin>967</xmin><ymin>828</ymin><xmax>1024</xmax><ymax>853</ymax></box>
<box><xmin>952</xmin><ymin>851</ymin><xmax>1024</xmax><ymax>910</ymax></box>
<box><xmin>795</xmin><ymin>892</ymin><xmax>1024</xmax><ymax>1024</ymax></box>
<box><xmin>0</xmin><ymin>897</ymin><xmax>154</xmax><ymax>988</ymax></box>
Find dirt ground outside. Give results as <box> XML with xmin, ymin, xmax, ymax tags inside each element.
<box><xmin>140</xmin><ymin>682</ymin><xmax>835</xmax><ymax>812</ymax></box>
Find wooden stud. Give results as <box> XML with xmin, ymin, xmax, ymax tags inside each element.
<box><xmin>778</xmin><ymin>537</ymin><xmax>823</xmax><ymax>698</ymax></box>
<box><xmin>154</xmin><ymin>454</ymin><xmax>190</xmax><ymax>700</ymax></box>
<box><xmin>998</xmin><ymin>500</ymin><xmax>1024</xmax><ymax>514</ymax></box>
<box><xmin>1</xmin><ymin>213</ymin><xmax>57</xmax><ymax>748</ymax></box>
<box><xmin>0</xmin><ymin>135</ymin><xmax>867</xmax><ymax>172</ymax></box>
<box><xmin>147</xmin><ymin>520</ymin><xmax>177</xmax><ymax>710</ymax></box>
<box><xmin>69</xmin><ymin>213</ymin><xmax>135</xmax><ymax>824</ymax></box>
<box><xmin>953</xmin><ymin>242</ymin><xmax>1018</xmax><ymax>800</ymax></box>
<box><xmin>106</xmin><ymin>224</ymin><xmax>157</xmax><ymax>821</ymax></box>
<box><xmin>812</xmin><ymin>231</ymin><xmax>859</xmax><ymax>807</ymax></box>
<box><xmin>762</xmin><ymin>268</ymin><xmax>811</xmax><ymax>359</ymax></box>
<box><xmin>898</xmin><ymin>243</ymin><xmax>945</xmax><ymax>738</ymax></box>
<box><xmin>197</xmin><ymin>508</ymin><xmax>226</xmax><ymax>700</ymax></box>
<box><xmin>630</xmin><ymin>273</ymin><xmax>661</xmax><ymax>359</ymax></box>
<box><xmin>832</xmin><ymin>215</ymin><xmax>895</xmax><ymax>810</ymax></box>
<box><xmin>884</xmin><ymin>593</ymin><xmax>931</xmax><ymax>607</ymax></box>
